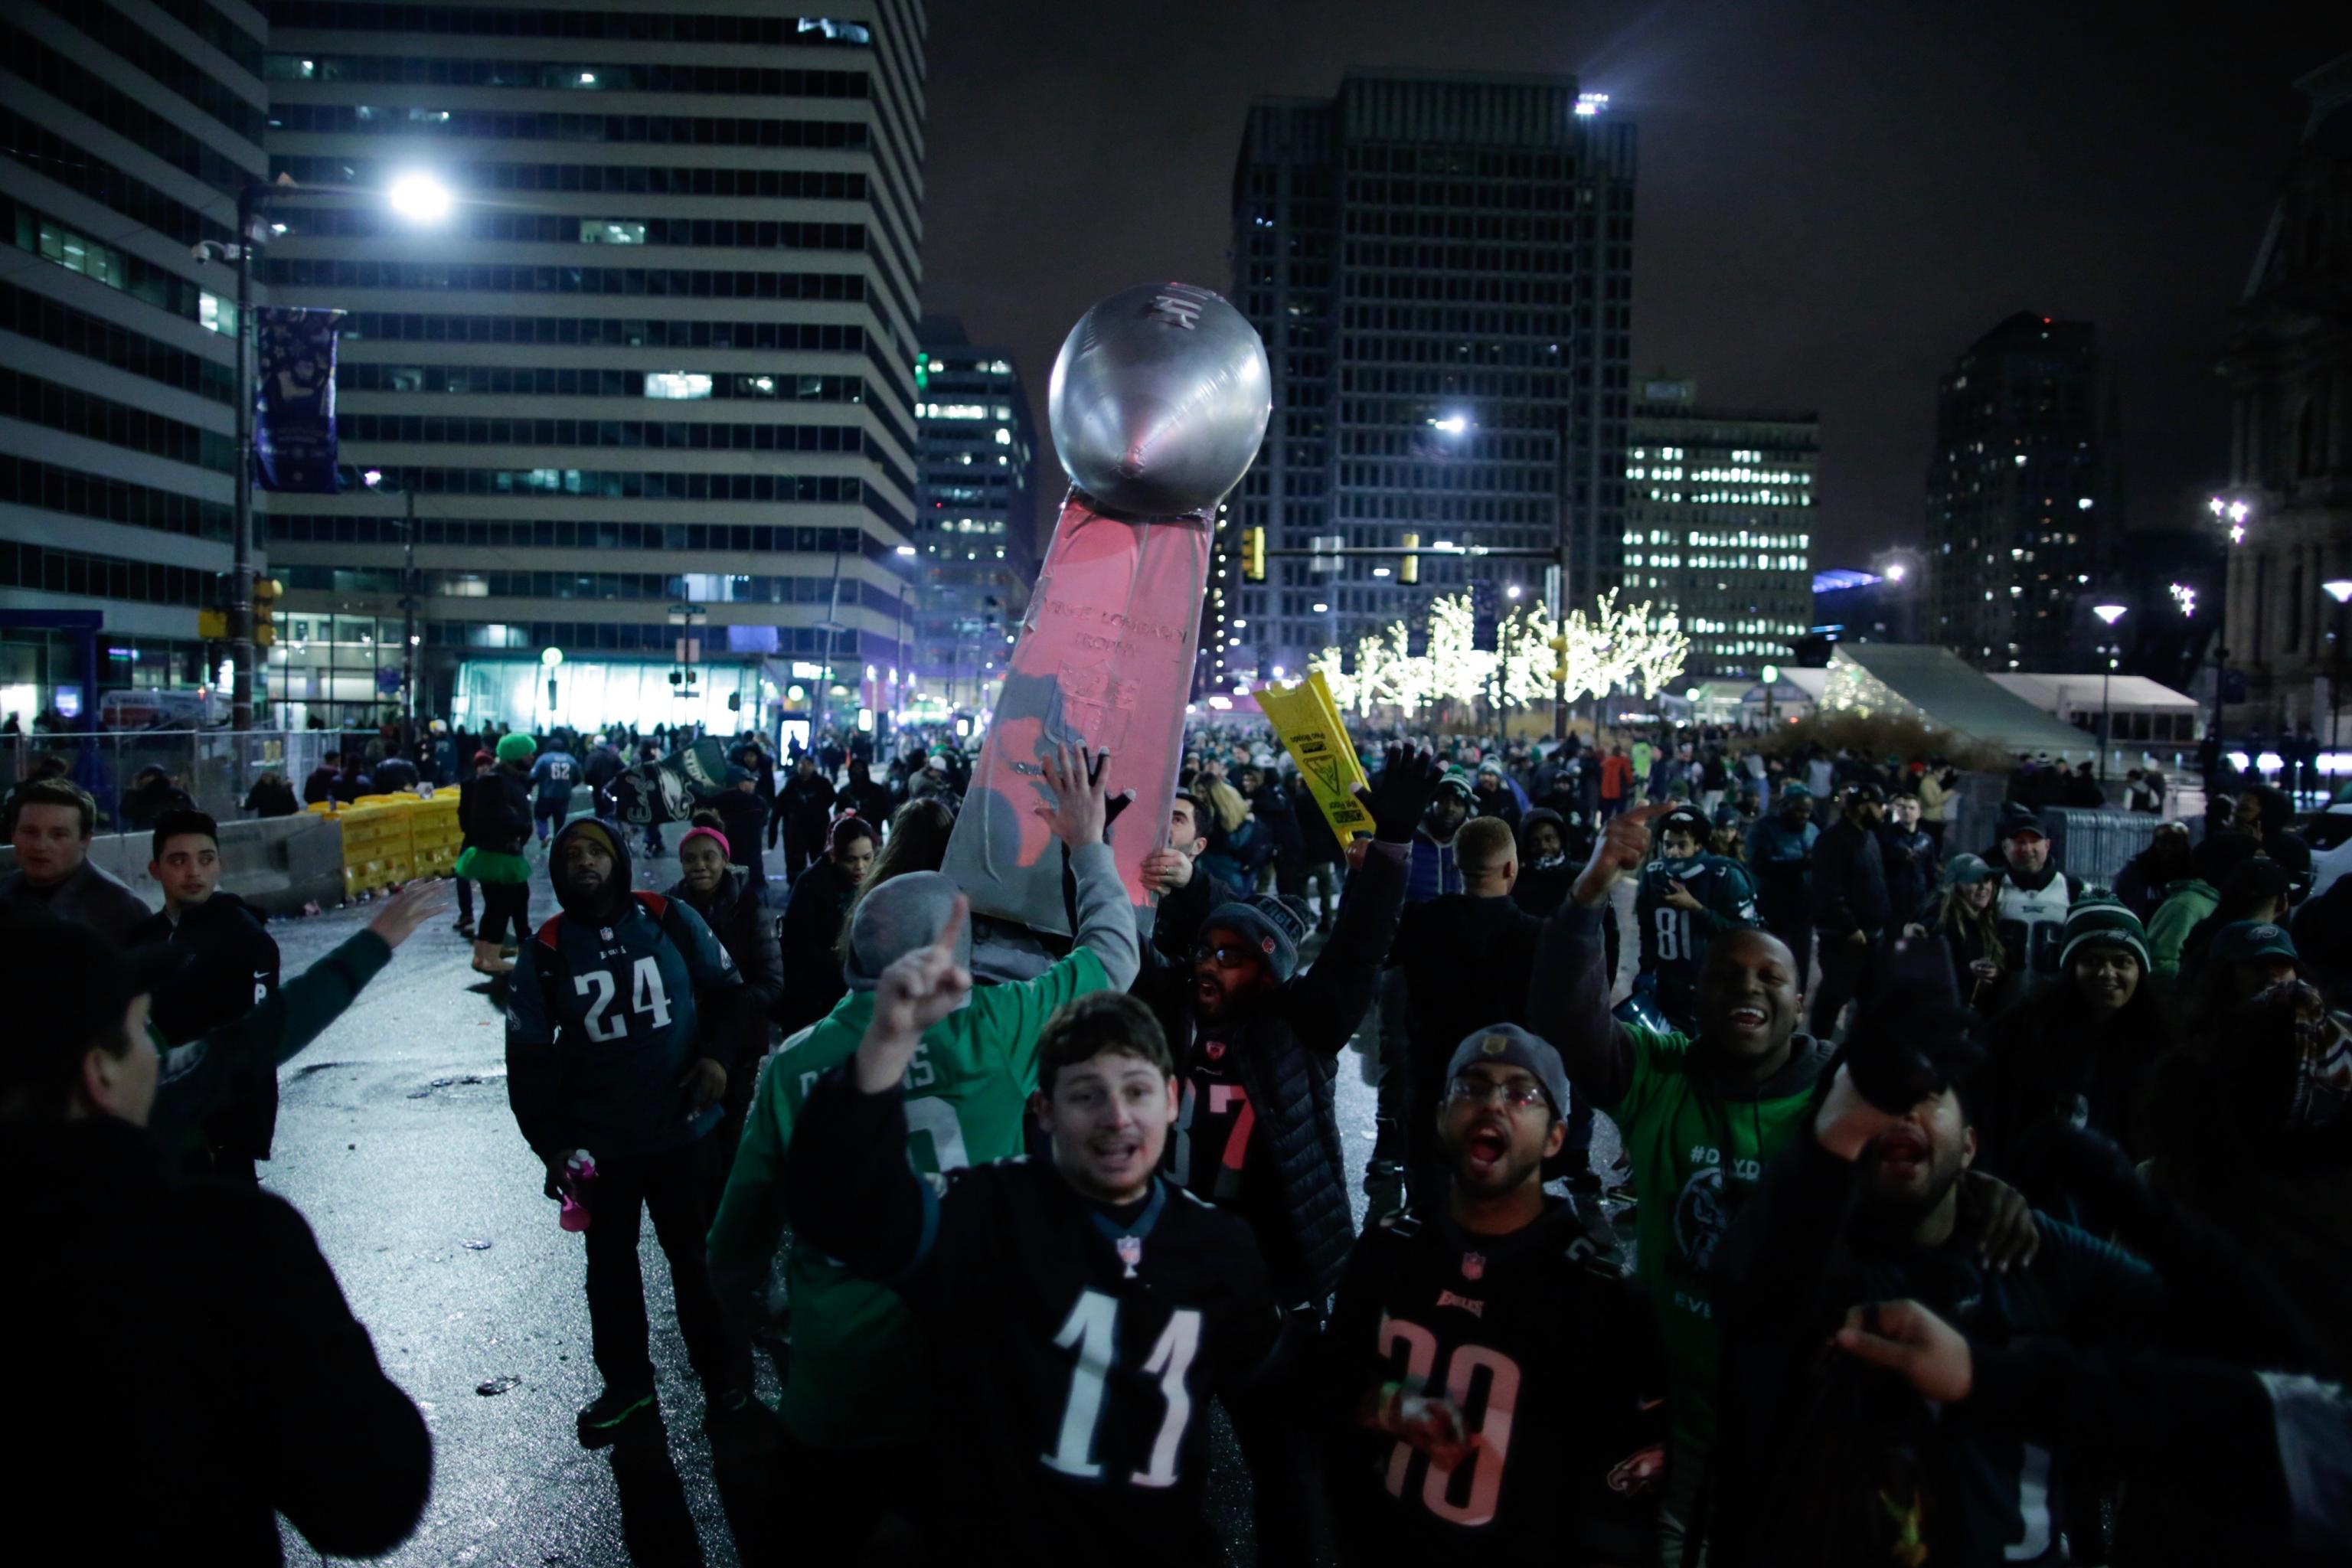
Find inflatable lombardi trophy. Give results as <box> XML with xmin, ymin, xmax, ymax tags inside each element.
<box><xmin>942</xmin><ymin>283</ymin><xmax>1272</xmax><ymax>933</ymax></box>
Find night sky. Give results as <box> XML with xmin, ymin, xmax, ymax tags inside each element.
<box><xmin>920</xmin><ymin>1</ymin><xmax>2352</xmax><ymax>569</ymax></box>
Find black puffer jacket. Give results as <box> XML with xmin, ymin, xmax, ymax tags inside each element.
<box><xmin>667</xmin><ymin>866</ymin><xmax>782</xmax><ymax>1021</ymax></box>
<box><xmin>1135</xmin><ymin>842</ymin><xmax>1409</xmax><ymax>1308</ymax></box>
<box><xmin>457</xmin><ymin>766</ymin><xmax>531</xmax><ymax>854</ymax></box>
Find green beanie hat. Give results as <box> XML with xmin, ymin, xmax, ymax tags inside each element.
<box><xmin>2057</xmin><ymin>897</ymin><xmax>2149</xmax><ymax>974</ymax></box>
<box><xmin>495</xmin><ymin>732</ymin><xmax>539</xmax><ymax>765</ymax></box>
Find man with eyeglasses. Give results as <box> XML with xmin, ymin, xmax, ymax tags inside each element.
<box><xmin>1132</xmin><ymin>745</ymin><xmax>1442</xmax><ymax>1563</ymax></box>
<box><xmin>1324</xmin><ymin>1024</ymin><xmax>1666</xmax><ymax>1565</ymax></box>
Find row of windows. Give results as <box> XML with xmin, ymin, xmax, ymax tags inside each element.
<box><xmin>289</xmin><ymin>566</ymin><xmax>903</xmax><ymax>612</ymax></box>
<box><xmin>268</xmin><ymin>259</ymin><xmax>870</xmax><ymax>303</ymax></box>
<box><xmin>274</xmin><ymin>467</ymin><xmax>910</xmax><ymax>528</ymax></box>
<box><xmin>265</xmin><ymin>54</ymin><xmax>871</xmax><ymax>98</ymax></box>
<box><xmin>333</xmin><ymin>312</ymin><xmax>903</xmax><ymax>396</ymax></box>
<box><xmin>1338</xmin><ymin>369</ymin><xmax>1573</xmax><ymax>401</ymax></box>
<box><xmin>338</xmin><ymin>312</ymin><xmax>868</xmax><ymax>356</ymax></box>
<box><xmin>339</xmin><ymin>412</ymin><xmax>878</xmax><ymax>459</ymax></box>
<box><xmin>272</xmin><ymin>156</ymin><xmax>868</xmax><ymax>202</ymax></box>
<box><xmin>1343</xmin><ymin>211</ymin><xmax>1579</xmax><ymax>243</ymax></box>
<box><xmin>1330</xmin><ymin>301</ymin><xmax>1610</xmax><ymax>344</ymax></box>
<box><xmin>271</xmin><ymin>104</ymin><xmax>873</xmax><ymax>150</ymax></box>
<box><xmin>0</xmin><ymin>454</ymin><xmax>233</xmax><ymax>541</ymax></box>
<box><xmin>8</xmin><ymin>198</ymin><xmax>221</xmax><ymax>329</ymax></box>
<box><xmin>0</xmin><ymin>107</ymin><xmax>230</xmax><ymax>250</ymax></box>
<box><xmin>270</xmin><ymin>5</ymin><xmax>877</xmax><ymax>45</ymax></box>
<box><xmin>343</xmin><ymin>364</ymin><xmax>866</xmax><ymax>405</ymax></box>
<box><xmin>0</xmin><ymin>281</ymin><xmax>235</xmax><ymax>407</ymax></box>
<box><xmin>0</xmin><ymin>542</ymin><xmax>211</xmax><ymax>607</ymax></box>
<box><xmin>27</xmin><ymin>0</ymin><xmax>270</xmax><ymax>143</ymax></box>
<box><xmin>1343</xmin><ymin>146</ymin><xmax>1579</xmax><ymax>181</ymax></box>
<box><xmin>410</xmin><ymin>619</ymin><xmax>876</xmax><ymax>657</ymax></box>
<box><xmin>269</xmin><ymin>515</ymin><xmax>884</xmax><ymax>559</ymax></box>
<box><xmin>0</xmin><ymin>368</ymin><xmax>230</xmax><ymax>474</ymax></box>
<box><xmin>290</xmin><ymin>209</ymin><xmax>867</xmax><ymax>253</ymax></box>
<box><xmin>1</xmin><ymin>24</ymin><xmax>250</xmax><ymax>201</ymax></box>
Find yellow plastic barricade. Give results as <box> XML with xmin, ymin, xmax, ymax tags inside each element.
<box><xmin>1256</xmin><ymin>671</ymin><xmax>1372</xmax><ymax>842</ymax></box>
<box><xmin>338</xmin><ymin>795</ymin><xmax>416</xmax><ymax>895</ymax></box>
<box><xmin>408</xmin><ymin>790</ymin><xmax>462</xmax><ymax>876</ymax></box>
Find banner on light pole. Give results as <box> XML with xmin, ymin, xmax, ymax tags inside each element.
<box><xmin>253</xmin><ymin>306</ymin><xmax>343</xmax><ymax>493</ymax></box>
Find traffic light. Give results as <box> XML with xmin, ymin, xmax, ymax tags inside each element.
<box><xmin>255</xmin><ymin>577</ymin><xmax>280</xmax><ymax>648</ymax></box>
<box><xmin>1241</xmin><ymin>525</ymin><xmax>1267</xmax><ymax>583</ymax></box>
<box><xmin>1400</xmin><ymin>533</ymin><xmax>1420</xmax><ymax>586</ymax></box>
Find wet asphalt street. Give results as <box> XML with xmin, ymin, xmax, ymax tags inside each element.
<box><xmin>264</xmin><ymin>849</ymin><xmax>1625</xmax><ymax>1566</ymax></box>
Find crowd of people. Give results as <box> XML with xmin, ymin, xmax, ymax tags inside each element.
<box><xmin>5</xmin><ymin>708</ymin><xmax>2349</xmax><ymax>1566</ymax></box>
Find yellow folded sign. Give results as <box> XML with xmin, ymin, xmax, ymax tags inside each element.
<box><xmin>1256</xmin><ymin>671</ymin><xmax>1371</xmax><ymax>841</ymax></box>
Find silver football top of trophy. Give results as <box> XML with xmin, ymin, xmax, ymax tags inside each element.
<box><xmin>1047</xmin><ymin>283</ymin><xmax>1272</xmax><ymax>518</ymax></box>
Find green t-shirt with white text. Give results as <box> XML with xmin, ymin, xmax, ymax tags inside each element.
<box><xmin>1606</xmin><ymin>1023</ymin><xmax>1824</xmax><ymax>1452</ymax></box>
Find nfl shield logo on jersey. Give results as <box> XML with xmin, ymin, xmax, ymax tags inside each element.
<box><xmin>1116</xmin><ymin>1235</ymin><xmax>1143</xmax><ymax>1278</ymax></box>
<box><xmin>1461</xmin><ymin>1251</ymin><xmax>1486</xmax><ymax>1282</ymax></box>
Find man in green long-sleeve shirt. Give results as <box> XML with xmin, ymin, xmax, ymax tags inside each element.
<box><xmin>706</xmin><ymin>743</ymin><xmax>1137</xmax><ymax>1552</ymax></box>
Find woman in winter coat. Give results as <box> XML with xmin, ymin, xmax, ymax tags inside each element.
<box><xmin>1978</xmin><ymin>899</ymin><xmax>2173</xmax><ymax>1221</ymax></box>
<box><xmin>1907</xmin><ymin>853</ymin><xmax>2014</xmax><ymax>1018</ymax></box>
<box><xmin>667</xmin><ymin>815</ymin><xmax>783</xmax><ymax>1187</ymax></box>
<box><xmin>774</xmin><ymin>815</ymin><xmax>877</xmax><ymax>1035</ymax></box>
<box><xmin>455</xmin><ymin>733</ymin><xmax>535</xmax><ymax>975</ymax></box>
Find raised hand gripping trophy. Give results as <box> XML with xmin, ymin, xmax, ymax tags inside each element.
<box><xmin>942</xmin><ymin>283</ymin><xmax>1272</xmax><ymax>932</ymax></box>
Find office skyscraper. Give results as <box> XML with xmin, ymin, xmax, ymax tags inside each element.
<box><xmin>0</xmin><ymin>1</ymin><xmax>266</xmax><ymax>724</ymax></box>
<box><xmin>1924</xmin><ymin>312</ymin><xmax>2112</xmax><ymax>673</ymax></box>
<box><xmin>2216</xmin><ymin>53</ymin><xmax>2352</xmax><ymax>735</ymax></box>
<box><xmin>911</xmin><ymin>316</ymin><xmax>1036</xmax><ymax>714</ymax></box>
<box><xmin>1624</xmin><ymin>375</ymin><xmax>1815</xmax><ymax>678</ymax></box>
<box><xmin>259</xmin><ymin>0</ymin><xmax>927</xmax><ymax>733</ymax></box>
<box><xmin>1216</xmin><ymin>70</ymin><xmax>1635</xmax><ymax>689</ymax></box>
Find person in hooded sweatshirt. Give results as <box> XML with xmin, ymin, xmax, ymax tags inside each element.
<box><xmin>506</xmin><ymin>816</ymin><xmax>755</xmax><ymax>1445</ymax></box>
<box><xmin>1527</xmin><ymin>802</ymin><xmax>1841</xmax><ymax>1566</ymax></box>
<box><xmin>126</xmin><ymin>809</ymin><xmax>282</xmax><ymax>1181</ymax></box>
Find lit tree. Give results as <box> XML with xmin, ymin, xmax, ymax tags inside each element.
<box><xmin>1288</xmin><ymin>586</ymin><xmax>1687</xmax><ymax>721</ymax></box>
<box><xmin>1424</xmin><ymin>593</ymin><xmax>1494</xmax><ymax>711</ymax></box>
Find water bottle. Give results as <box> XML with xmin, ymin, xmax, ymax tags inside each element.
<box><xmin>558</xmin><ymin>1149</ymin><xmax>596</xmax><ymax>1233</ymax></box>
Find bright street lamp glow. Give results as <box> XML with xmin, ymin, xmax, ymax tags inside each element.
<box><xmin>540</xmin><ymin>645</ymin><xmax>564</xmax><ymax>668</ymax></box>
<box><xmin>2324</xmin><ymin>580</ymin><xmax>2352</xmax><ymax>605</ymax></box>
<box><xmin>2092</xmin><ymin>603</ymin><xmax>2127</xmax><ymax>626</ymax></box>
<box><xmin>1883</xmin><ymin>563</ymin><xmax>1907</xmax><ymax>583</ymax></box>
<box><xmin>1429</xmin><ymin>414</ymin><xmax>1468</xmax><ymax>435</ymax></box>
<box><xmin>893</xmin><ymin>544</ymin><xmax>916</xmax><ymax>556</ymax></box>
<box><xmin>1506</xmin><ymin>584</ymin><xmax>1522</xmax><ymax>599</ymax></box>
<box><xmin>387</xmin><ymin>171</ymin><xmax>453</xmax><ymax>224</ymax></box>
<box><xmin>1312</xmin><ymin>602</ymin><xmax>1328</xmax><ymax>613</ymax></box>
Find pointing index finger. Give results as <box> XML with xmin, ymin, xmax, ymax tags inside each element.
<box><xmin>1623</xmin><ymin>802</ymin><xmax>1674</xmax><ymax>826</ymax></box>
<box><xmin>936</xmin><ymin>893</ymin><xmax>970</xmax><ymax>955</ymax></box>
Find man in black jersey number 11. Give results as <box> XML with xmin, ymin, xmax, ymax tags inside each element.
<box><xmin>789</xmin><ymin>896</ymin><xmax>1286</xmax><ymax>1566</ymax></box>
<box><xmin>1324</xmin><ymin>1024</ymin><xmax>1667</xmax><ymax>1567</ymax></box>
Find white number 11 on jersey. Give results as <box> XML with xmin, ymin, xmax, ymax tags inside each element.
<box><xmin>1041</xmin><ymin>1289</ymin><xmax>1202</xmax><ymax>1488</ymax></box>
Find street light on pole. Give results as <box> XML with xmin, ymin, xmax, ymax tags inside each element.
<box><xmin>201</xmin><ymin>169</ymin><xmax>455</xmax><ymax>733</ymax></box>
<box><xmin>2093</xmin><ymin>601</ymin><xmax>2127</xmax><ymax>782</ymax></box>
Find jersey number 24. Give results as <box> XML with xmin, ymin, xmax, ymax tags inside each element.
<box><xmin>574</xmin><ymin>957</ymin><xmax>671</xmax><ymax>1042</ymax></box>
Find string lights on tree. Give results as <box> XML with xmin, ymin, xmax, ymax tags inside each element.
<box><xmin>1308</xmin><ymin>590</ymin><xmax>1690</xmax><ymax>720</ymax></box>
